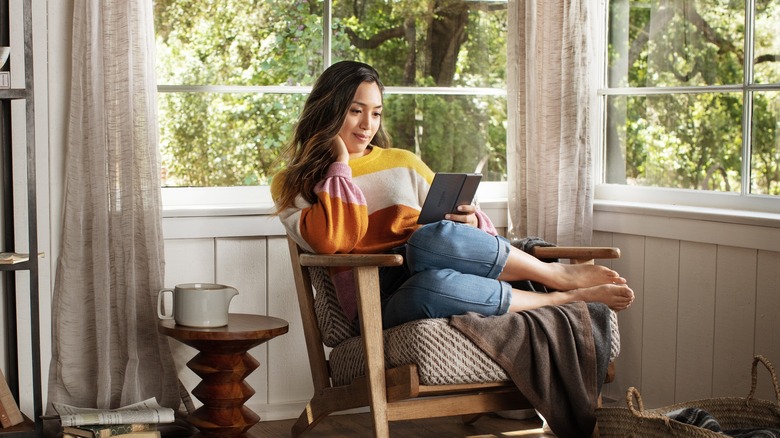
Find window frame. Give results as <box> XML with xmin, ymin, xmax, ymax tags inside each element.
<box><xmin>158</xmin><ymin>0</ymin><xmax>780</xmax><ymax>222</ymax></box>
<box><xmin>158</xmin><ymin>0</ymin><xmax>509</xmax><ymax>216</ymax></box>
<box><xmin>593</xmin><ymin>0</ymin><xmax>780</xmax><ymax>216</ymax></box>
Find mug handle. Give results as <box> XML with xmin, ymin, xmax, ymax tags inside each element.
<box><xmin>157</xmin><ymin>289</ymin><xmax>174</xmax><ymax>320</ymax></box>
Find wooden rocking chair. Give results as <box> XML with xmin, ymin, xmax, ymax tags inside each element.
<box><xmin>286</xmin><ymin>236</ymin><xmax>621</xmax><ymax>437</ymax></box>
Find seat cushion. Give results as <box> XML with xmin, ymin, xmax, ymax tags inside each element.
<box><xmin>329</xmin><ymin>317</ymin><xmax>510</xmax><ymax>386</ymax></box>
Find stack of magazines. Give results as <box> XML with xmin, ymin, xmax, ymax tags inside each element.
<box><xmin>52</xmin><ymin>398</ymin><xmax>175</xmax><ymax>438</ymax></box>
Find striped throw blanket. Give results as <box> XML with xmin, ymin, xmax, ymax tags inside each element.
<box><xmin>667</xmin><ymin>407</ymin><xmax>780</xmax><ymax>437</ymax></box>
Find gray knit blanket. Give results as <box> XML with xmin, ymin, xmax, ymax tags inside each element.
<box><xmin>667</xmin><ymin>408</ymin><xmax>780</xmax><ymax>437</ymax></box>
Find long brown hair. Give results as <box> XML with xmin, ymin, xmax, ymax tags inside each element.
<box><xmin>273</xmin><ymin>61</ymin><xmax>391</xmax><ymax>212</ymax></box>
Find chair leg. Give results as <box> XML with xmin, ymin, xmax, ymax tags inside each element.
<box><xmin>365</xmin><ymin>363</ymin><xmax>390</xmax><ymax>438</ymax></box>
<box><xmin>291</xmin><ymin>388</ymin><xmax>370</xmax><ymax>438</ymax></box>
<box><xmin>291</xmin><ymin>400</ymin><xmax>329</xmax><ymax>438</ymax></box>
<box><xmin>369</xmin><ymin>406</ymin><xmax>390</xmax><ymax>438</ymax></box>
<box><xmin>354</xmin><ymin>266</ymin><xmax>391</xmax><ymax>438</ymax></box>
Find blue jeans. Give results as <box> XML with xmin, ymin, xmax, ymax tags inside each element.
<box><xmin>380</xmin><ymin>220</ymin><xmax>513</xmax><ymax>328</ymax></box>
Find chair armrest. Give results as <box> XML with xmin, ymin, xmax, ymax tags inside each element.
<box><xmin>299</xmin><ymin>253</ymin><xmax>404</xmax><ymax>268</ymax></box>
<box><xmin>299</xmin><ymin>247</ymin><xmax>619</xmax><ymax>266</ymax></box>
<box><xmin>530</xmin><ymin>246</ymin><xmax>621</xmax><ymax>261</ymax></box>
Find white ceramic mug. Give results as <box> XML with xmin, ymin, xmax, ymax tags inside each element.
<box><xmin>157</xmin><ymin>283</ymin><xmax>239</xmax><ymax>327</ymax></box>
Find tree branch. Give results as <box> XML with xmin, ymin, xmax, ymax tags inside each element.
<box><xmin>682</xmin><ymin>2</ymin><xmax>741</xmax><ymax>62</ymax></box>
<box><xmin>756</xmin><ymin>54</ymin><xmax>780</xmax><ymax>64</ymax></box>
<box><xmin>403</xmin><ymin>17</ymin><xmax>417</xmax><ymax>86</ymax></box>
<box><xmin>344</xmin><ymin>26</ymin><xmax>405</xmax><ymax>49</ymax></box>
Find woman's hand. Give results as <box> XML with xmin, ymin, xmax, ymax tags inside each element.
<box><xmin>332</xmin><ymin>135</ymin><xmax>350</xmax><ymax>164</ymax></box>
<box><xmin>445</xmin><ymin>204</ymin><xmax>479</xmax><ymax>227</ymax></box>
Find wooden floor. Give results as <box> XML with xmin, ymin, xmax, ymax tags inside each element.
<box><xmin>248</xmin><ymin>412</ymin><xmax>552</xmax><ymax>438</ymax></box>
<box><xmin>44</xmin><ymin>410</ymin><xmax>551</xmax><ymax>438</ymax></box>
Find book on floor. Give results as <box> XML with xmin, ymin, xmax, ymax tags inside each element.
<box><xmin>62</xmin><ymin>423</ymin><xmax>155</xmax><ymax>438</ymax></box>
<box><xmin>113</xmin><ymin>433</ymin><xmax>160</xmax><ymax>438</ymax></box>
<box><xmin>51</xmin><ymin>398</ymin><xmax>174</xmax><ymax>427</ymax></box>
<box><xmin>63</xmin><ymin>432</ymin><xmax>160</xmax><ymax>438</ymax></box>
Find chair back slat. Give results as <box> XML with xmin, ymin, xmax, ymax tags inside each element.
<box><xmin>286</xmin><ymin>237</ymin><xmax>331</xmax><ymax>390</ymax></box>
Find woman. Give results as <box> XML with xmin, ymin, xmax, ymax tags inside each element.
<box><xmin>272</xmin><ymin>60</ymin><xmax>634</xmax><ymax>329</ymax></box>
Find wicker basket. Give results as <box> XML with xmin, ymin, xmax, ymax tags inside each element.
<box><xmin>596</xmin><ymin>355</ymin><xmax>780</xmax><ymax>437</ymax></box>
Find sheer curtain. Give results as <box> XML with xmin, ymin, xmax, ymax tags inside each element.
<box><xmin>506</xmin><ymin>0</ymin><xmax>596</xmax><ymax>246</ymax></box>
<box><xmin>46</xmin><ymin>0</ymin><xmax>181</xmax><ymax>410</ymax></box>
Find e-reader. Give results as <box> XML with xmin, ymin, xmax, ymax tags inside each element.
<box><xmin>417</xmin><ymin>172</ymin><xmax>482</xmax><ymax>224</ymax></box>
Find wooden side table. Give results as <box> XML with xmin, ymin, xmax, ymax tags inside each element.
<box><xmin>159</xmin><ymin>313</ymin><xmax>289</xmax><ymax>437</ymax></box>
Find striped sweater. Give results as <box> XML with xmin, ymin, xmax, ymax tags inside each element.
<box><xmin>272</xmin><ymin>146</ymin><xmax>496</xmax><ymax>320</ymax></box>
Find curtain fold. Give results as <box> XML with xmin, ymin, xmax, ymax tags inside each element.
<box><xmin>507</xmin><ymin>0</ymin><xmax>595</xmax><ymax>246</ymax></box>
<box><xmin>46</xmin><ymin>0</ymin><xmax>181</xmax><ymax>411</ymax></box>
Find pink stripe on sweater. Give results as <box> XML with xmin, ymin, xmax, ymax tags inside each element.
<box><xmin>314</xmin><ymin>162</ymin><xmax>367</xmax><ymax>206</ymax></box>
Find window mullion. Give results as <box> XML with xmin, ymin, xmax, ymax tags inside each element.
<box><xmin>323</xmin><ymin>0</ymin><xmax>332</xmax><ymax>68</ymax></box>
<box><xmin>741</xmin><ymin>0</ymin><xmax>756</xmax><ymax>196</ymax></box>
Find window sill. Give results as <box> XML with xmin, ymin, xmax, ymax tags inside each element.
<box><xmin>160</xmin><ymin>184</ymin><xmax>511</xmax><ymax>238</ymax></box>
<box><xmin>161</xmin><ymin>187</ymin><xmax>283</xmax><ymax>238</ymax></box>
<box><xmin>594</xmin><ymin>199</ymin><xmax>780</xmax><ymax>229</ymax></box>
<box><xmin>162</xmin><ymin>186</ymin><xmax>274</xmax><ymax>218</ymax></box>
<box><xmin>163</xmin><ymin>203</ymin><xmax>276</xmax><ymax>217</ymax></box>
<box><xmin>593</xmin><ymin>200</ymin><xmax>780</xmax><ymax>252</ymax></box>
<box><xmin>160</xmin><ymin>186</ymin><xmax>780</xmax><ymax>227</ymax></box>
<box><xmin>160</xmin><ymin>186</ymin><xmax>780</xmax><ymax>250</ymax></box>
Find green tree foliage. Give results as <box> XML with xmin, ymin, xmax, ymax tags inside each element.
<box><xmin>608</xmin><ymin>0</ymin><xmax>780</xmax><ymax>194</ymax></box>
<box><xmin>155</xmin><ymin>0</ymin><xmax>508</xmax><ymax>186</ymax></box>
<box><xmin>155</xmin><ymin>0</ymin><xmax>322</xmax><ymax>186</ymax></box>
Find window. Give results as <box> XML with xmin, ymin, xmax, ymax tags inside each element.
<box><xmin>599</xmin><ymin>0</ymin><xmax>780</xmax><ymax>209</ymax></box>
<box><xmin>154</xmin><ymin>0</ymin><xmax>508</xmax><ymax>189</ymax></box>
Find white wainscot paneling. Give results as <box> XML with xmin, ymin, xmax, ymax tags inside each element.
<box><xmin>675</xmin><ymin>241</ymin><xmax>716</xmax><ymax>403</ymax></box>
<box><xmin>712</xmin><ymin>246</ymin><xmax>758</xmax><ymax>398</ymax></box>
<box><xmin>263</xmin><ymin>237</ymin><xmax>314</xmax><ymax>421</ymax></box>
<box><xmin>162</xmin><ymin>238</ymin><xmax>216</xmax><ymax>411</ymax></box>
<box><xmin>163</xmin><ymin>239</ymin><xmax>216</xmax><ymax>286</ymax></box>
<box><xmin>215</xmin><ymin>237</ymin><xmax>270</xmax><ymax>412</ymax></box>
<box><xmin>158</xmin><ymin>206</ymin><xmax>780</xmax><ymax>419</ymax></box>
<box><xmin>639</xmin><ymin>237</ymin><xmax>680</xmax><ymax>408</ymax></box>
<box><xmin>755</xmin><ymin>250</ymin><xmax>780</xmax><ymax>401</ymax></box>
<box><xmin>161</xmin><ymin>232</ymin><xmax>313</xmax><ymax>420</ymax></box>
<box><xmin>596</xmin><ymin>207</ymin><xmax>780</xmax><ymax>410</ymax></box>
<box><xmin>216</xmin><ymin>237</ymin><xmax>268</xmax><ymax>316</ymax></box>
<box><xmin>600</xmin><ymin>234</ymin><xmax>645</xmax><ymax>404</ymax></box>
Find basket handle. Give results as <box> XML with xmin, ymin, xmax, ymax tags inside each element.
<box><xmin>626</xmin><ymin>386</ymin><xmax>644</xmax><ymax>414</ymax></box>
<box><xmin>626</xmin><ymin>386</ymin><xmax>684</xmax><ymax>428</ymax></box>
<box><xmin>747</xmin><ymin>355</ymin><xmax>780</xmax><ymax>406</ymax></box>
<box><xmin>626</xmin><ymin>387</ymin><xmax>671</xmax><ymax>423</ymax></box>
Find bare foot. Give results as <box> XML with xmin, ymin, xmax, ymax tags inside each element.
<box><xmin>543</xmin><ymin>263</ymin><xmax>626</xmax><ymax>291</ymax></box>
<box><xmin>571</xmin><ymin>283</ymin><xmax>635</xmax><ymax>311</ymax></box>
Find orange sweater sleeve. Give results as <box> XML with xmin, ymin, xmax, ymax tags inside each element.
<box><xmin>278</xmin><ymin>162</ymin><xmax>369</xmax><ymax>254</ymax></box>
